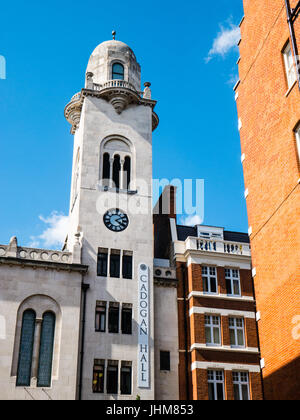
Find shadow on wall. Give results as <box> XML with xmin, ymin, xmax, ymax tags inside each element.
<box><xmin>263</xmin><ymin>356</ymin><xmax>300</xmax><ymax>400</ymax></box>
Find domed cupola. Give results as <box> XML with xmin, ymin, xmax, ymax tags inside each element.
<box><xmin>64</xmin><ymin>33</ymin><xmax>159</xmax><ymax>132</ymax></box>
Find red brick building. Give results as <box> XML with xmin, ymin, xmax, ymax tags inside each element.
<box><xmin>235</xmin><ymin>0</ymin><xmax>300</xmax><ymax>400</ymax></box>
<box><xmin>154</xmin><ymin>187</ymin><xmax>263</xmax><ymax>400</ymax></box>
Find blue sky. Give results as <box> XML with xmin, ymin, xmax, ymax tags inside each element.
<box><xmin>0</xmin><ymin>0</ymin><xmax>246</xmax><ymax>249</ymax></box>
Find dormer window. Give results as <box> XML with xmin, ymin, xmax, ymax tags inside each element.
<box><xmin>112</xmin><ymin>63</ymin><xmax>124</xmax><ymax>80</ymax></box>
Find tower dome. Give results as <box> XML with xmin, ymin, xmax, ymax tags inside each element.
<box><xmin>86</xmin><ymin>39</ymin><xmax>141</xmax><ymax>92</ymax></box>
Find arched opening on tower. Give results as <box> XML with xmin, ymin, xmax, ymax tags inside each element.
<box><xmin>124</xmin><ymin>156</ymin><xmax>131</xmax><ymax>190</ymax></box>
<box><xmin>102</xmin><ymin>153</ymin><xmax>111</xmax><ymax>187</ymax></box>
<box><xmin>112</xmin><ymin>63</ymin><xmax>124</xmax><ymax>80</ymax></box>
<box><xmin>112</xmin><ymin>155</ymin><xmax>121</xmax><ymax>189</ymax></box>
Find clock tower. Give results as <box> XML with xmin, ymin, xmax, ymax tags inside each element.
<box><xmin>64</xmin><ymin>36</ymin><xmax>158</xmax><ymax>400</ymax></box>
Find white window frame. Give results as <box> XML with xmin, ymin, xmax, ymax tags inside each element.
<box><xmin>202</xmin><ymin>266</ymin><xmax>218</xmax><ymax>295</ymax></box>
<box><xmin>207</xmin><ymin>370</ymin><xmax>225</xmax><ymax>401</ymax></box>
<box><xmin>295</xmin><ymin>124</ymin><xmax>300</xmax><ymax>164</ymax></box>
<box><xmin>205</xmin><ymin>315</ymin><xmax>221</xmax><ymax>346</ymax></box>
<box><xmin>232</xmin><ymin>371</ymin><xmax>250</xmax><ymax>400</ymax></box>
<box><xmin>225</xmin><ymin>268</ymin><xmax>241</xmax><ymax>297</ymax></box>
<box><xmin>229</xmin><ymin>317</ymin><xmax>245</xmax><ymax>348</ymax></box>
<box><xmin>283</xmin><ymin>42</ymin><xmax>297</xmax><ymax>89</ymax></box>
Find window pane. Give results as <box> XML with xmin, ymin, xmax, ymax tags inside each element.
<box><xmin>37</xmin><ymin>312</ymin><xmax>56</xmax><ymax>387</ymax></box>
<box><xmin>213</xmin><ymin>327</ymin><xmax>220</xmax><ymax>344</ymax></box>
<box><xmin>242</xmin><ymin>384</ymin><xmax>249</xmax><ymax>400</ymax></box>
<box><xmin>108</xmin><ymin>306</ymin><xmax>119</xmax><ymax>333</ymax></box>
<box><xmin>160</xmin><ymin>351</ymin><xmax>171</xmax><ymax>371</ymax></box>
<box><xmin>112</xmin><ymin>63</ymin><xmax>124</xmax><ymax>80</ymax></box>
<box><xmin>122</xmin><ymin>308</ymin><xmax>132</xmax><ymax>335</ymax></box>
<box><xmin>233</xmin><ymin>279</ymin><xmax>240</xmax><ymax>295</ymax></box>
<box><xmin>234</xmin><ymin>384</ymin><xmax>241</xmax><ymax>400</ymax></box>
<box><xmin>208</xmin><ymin>382</ymin><xmax>215</xmax><ymax>401</ymax></box>
<box><xmin>210</xmin><ymin>277</ymin><xmax>217</xmax><ymax>293</ymax></box>
<box><xmin>237</xmin><ymin>329</ymin><xmax>244</xmax><ymax>346</ymax></box>
<box><xmin>107</xmin><ymin>365</ymin><xmax>118</xmax><ymax>394</ymax></box>
<box><xmin>121</xmin><ymin>366</ymin><xmax>132</xmax><ymax>395</ymax></box>
<box><xmin>203</xmin><ymin>277</ymin><xmax>208</xmax><ymax>292</ymax></box>
<box><xmin>226</xmin><ymin>278</ymin><xmax>232</xmax><ymax>295</ymax></box>
<box><xmin>97</xmin><ymin>252</ymin><xmax>108</xmax><ymax>277</ymax></box>
<box><xmin>110</xmin><ymin>254</ymin><xmax>120</xmax><ymax>278</ymax></box>
<box><xmin>122</xmin><ymin>255</ymin><xmax>133</xmax><ymax>279</ymax></box>
<box><xmin>93</xmin><ymin>363</ymin><xmax>105</xmax><ymax>393</ymax></box>
<box><xmin>230</xmin><ymin>329</ymin><xmax>236</xmax><ymax>346</ymax></box>
<box><xmin>216</xmin><ymin>383</ymin><xmax>224</xmax><ymax>400</ymax></box>
<box><xmin>205</xmin><ymin>327</ymin><xmax>212</xmax><ymax>344</ymax></box>
<box><xmin>16</xmin><ymin>310</ymin><xmax>36</xmax><ymax>387</ymax></box>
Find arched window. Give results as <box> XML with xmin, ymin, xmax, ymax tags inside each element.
<box><xmin>102</xmin><ymin>153</ymin><xmax>111</xmax><ymax>187</ymax></box>
<box><xmin>16</xmin><ymin>310</ymin><xmax>36</xmax><ymax>387</ymax></box>
<box><xmin>37</xmin><ymin>312</ymin><xmax>56</xmax><ymax>387</ymax></box>
<box><xmin>112</xmin><ymin>63</ymin><xmax>124</xmax><ymax>80</ymax></box>
<box><xmin>124</xmin><ymin>156</ymin><xmax>131</xmax><ymax>190</ymax></box>
<box><xmin>112</xmin><ymin>155</ymin><xmax>121</xmax><ymax>189</ymax></box>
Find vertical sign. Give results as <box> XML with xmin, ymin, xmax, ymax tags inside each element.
<box><xmin>138</xmin><ymin>263</ymin><xmax>150</xmax><ymax>388</ymax></box>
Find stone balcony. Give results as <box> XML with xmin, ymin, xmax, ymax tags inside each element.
<box><xmin>64</xmin><ymin>78</ymin><xmax>159</xmax><ymax>134</ymax></box>
<box><xmin>174</xmin><ymin>237</ymin><xmax>251</xmax><ymax>258</ymax></box>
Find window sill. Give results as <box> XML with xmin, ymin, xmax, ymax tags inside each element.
<box><xmin>285</xmin><ymin>80</ymin><xmax>297</xmax><ymax>97</ymax></box>
<box><xmin>97</xmin><ymin>185</ymin><xmax>138</xmax><ymax>195</ymax></box>
<box><xmin>191</xmin><ymin>343</ymin><xmax>259</xmax><ymax>354</ymax></box>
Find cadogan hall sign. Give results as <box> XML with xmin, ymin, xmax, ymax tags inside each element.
<box><xmin>138</xmin><ymin>264</ymin><xmax>150</xmax><ymax>388</ymax></box>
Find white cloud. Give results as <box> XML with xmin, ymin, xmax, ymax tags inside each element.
<box><xmin>206</xmin><ymin>24</ymin><xmax>240</xmax><ymax>62</ymax></box>
<box><xmin>180</xmin><ymin>214</ymin><xmax>203</xmax><ymax>227</ymax></box>
<box><xmin>28</xmin><ymin>212</ymin><xmax>69</xmax><ymax>249</ymax></box>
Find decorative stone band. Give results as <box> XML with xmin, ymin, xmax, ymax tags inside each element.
<box><xmin>190</xmin><ymin>344</ymin><xmax>259</xmax><ymax>354</ymax></box>
<box><xmin>189</xmin><ymin>306</ymin><xmax>256</xmax><ymax>319</ymax></box>
<box><xmin>187</xmin><ymin>291</ymin><xmax>254</xmax><ymax>302</ymax></box>
<box><xmin>0</xmin><ymin>245</ymin><xmax>72</xmax><ymax>264</ymax></box>
<box><xmin>191</xmin><ymin>361</ymin><xmax>261</xmax><ymax>373</ymax></box>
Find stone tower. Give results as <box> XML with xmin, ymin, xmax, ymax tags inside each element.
<box><xmin>65</xmin><ymin>37</ymin><xmax>159</xmax><ymax>400</ymax></box>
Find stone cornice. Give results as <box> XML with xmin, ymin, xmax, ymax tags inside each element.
<box><xmin>0</xmin><ymin>256</ymin><xmax>89</xmax><ymax>274</ymax></box>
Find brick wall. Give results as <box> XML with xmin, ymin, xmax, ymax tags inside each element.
<box><xmin>237</xmin><ymin>0</ymin><xmax>300</xmax><ymax>400</ymax></box>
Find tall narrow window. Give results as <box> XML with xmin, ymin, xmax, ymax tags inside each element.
<box><xmin>233</xmin><ymin>372</ymin><xmax>250</xmax><ymax>400</ymax></box>
<box><xmin>225</xmin><ymin>269</ymin><xmax>241</xmax><ymax>296</ymax></box>
<box><xmin>283</xmin><ymin>42</ymin><xmax>297</xmax><ymax>88</ymax></box>
<box><xmin>208</xmin><ymin>370</ymin><xmax>225</xmax><ymax>401</ymax></box>
<box><xmin>95</xmin><ymin>302</ymin><xmax>107</xmax><ymax>332</ymax></box>
<box><xmin>102</xmin><ymin>153</ymin><xmax>110</xmax><ymax>186</ymax></box>
<box><xmin>202</xmin><ymin>266</ymin><xmax>218</xmax><ymax>294</ymax></box>
<box><xmin>229</xmin><ymin>317</ymin><xmax>245</xmax><ymax>348</ymax></box>
<box><xmin>97</xmin><ymin>249</ymin><xmax>108</xmax><ymax>277</ymax></box>
<box><xmin>107</xmin><ymin>361</ymin><xmax>118</xmax><ymax>394</ymax></box>
<box><xmin>112</xmin><ymin>155</ymin><xmax>121</xmax><ymax>189</ymax></box>
<box><xmin>112</xmin><ymin>63</ymin><xmax>124</xmax><ymax>80</ymax></box>
<box><xmin>37</xmin><ymin>312</ymin><xmax>56</xmax><ymax>388</ymax></box>
<box><xmin>122</xmin><ymin>252</ymin><xmax>133</xmax><ymax>279</ymax></box>
<box><xmin>160</xmin><ymin>351</ymin><xmax>171</xmax><ymax>371</ymax></box>
<box><xmin>121</xmin><ymin>304</ymin><xmax>132</xmax><ymax>335</ymax></box>
<box><xmin>110</xmin><ymin>250</ymin><xmax>120</xmax><ymax>278</ymax></box>
<box><xmin>93</xmin><ymin>360</ymin><xmax>105</xmax><ymax>394</ymax></box>
<box><xmin>205</xmin><ymin>315</ymin><xmax>221</xmax><ymax>346</ymax></box>
<box><xmin>121</xmin><ymin>362</ymin><xmax>132</xmax><ymax>395</ymax></box>
<box><xmin>108</xmin><ymin>303</ymin><xmax>120</xmax><ymax>333</ymax></box>
<box><xmin>123</xmin><ymin>156</ymin><xmax>131</xmax><ymax>190</ymax></box>
<box><xmin>16</xmin><ymin>310</ymin><xmax>36</xmax><ymax>387</ymax></box>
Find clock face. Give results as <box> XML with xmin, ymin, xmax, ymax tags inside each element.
<box><xmin>103</xmin><ymin>209</ymin><xmax>129</xmax><ymax>232</ymax></box>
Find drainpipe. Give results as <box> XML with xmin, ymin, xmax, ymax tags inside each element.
<box><xmin>78</xmin><ymin>282</ymin><xmax>89</xmax><ymax>401</ymax></box>
<box><xmin>181</xmin><ymin>265</ymin><xmax>190</xmax><ymax>400</ymax></box>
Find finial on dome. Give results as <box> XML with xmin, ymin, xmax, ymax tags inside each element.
<box><xmin>112</xmin><ymin>30</ymin><xmax>116</xmax><ymax>40</ymax></box>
